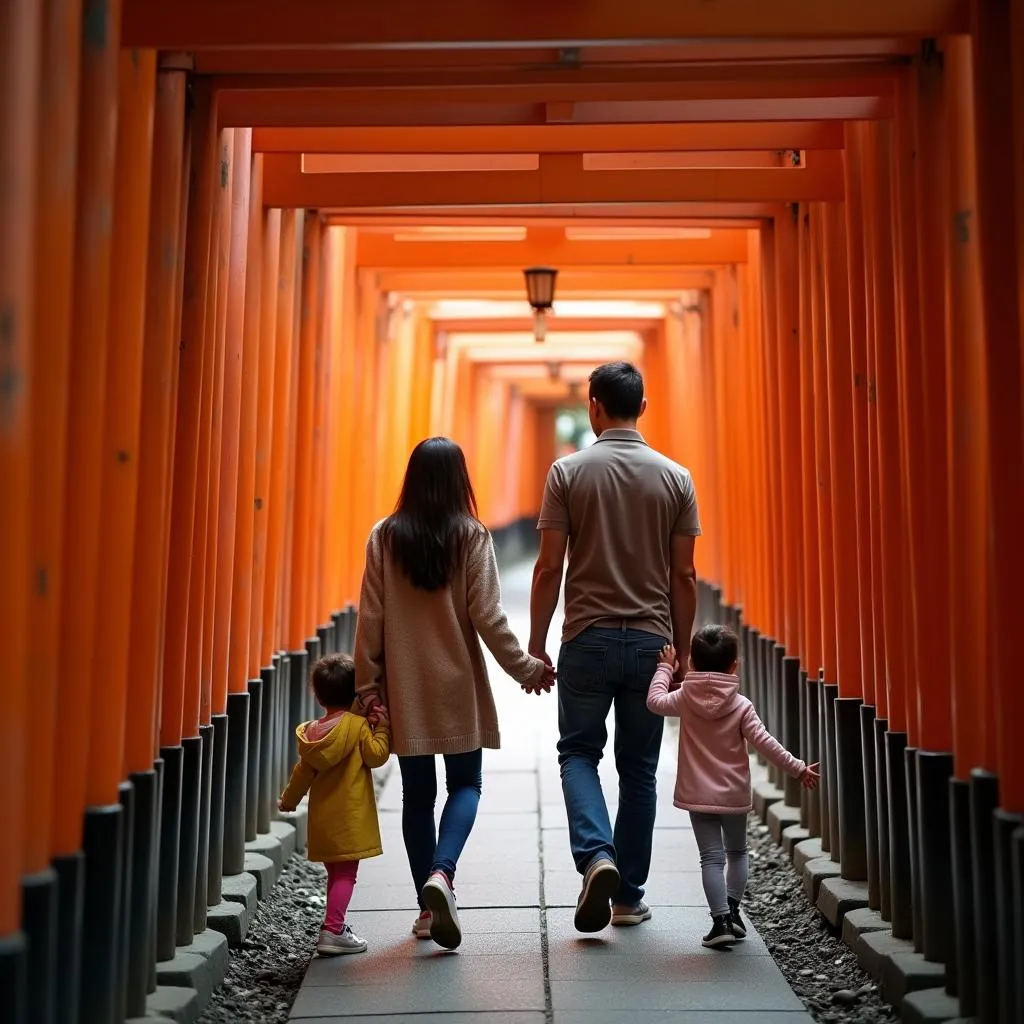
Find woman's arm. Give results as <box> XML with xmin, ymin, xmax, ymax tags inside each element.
<box><xmin>353</xmin><ymin>530</ymin><xmax>387</xmax><ymax>713</ymax></box>
<box><xmin>646</xmin><ymin>664</ymin><xmax>685</xmax><ymax>717</ymax></box>
<box><xmin>467</xmin><ymin>529</ymin><xmax>545</xmax><ymax>684</ymax></box>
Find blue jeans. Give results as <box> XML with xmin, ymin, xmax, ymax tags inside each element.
<box><xmin>557</xmin><ymin>626</ymin><xmax>667</xmax><ymax>905</ymax></box>
<box><xmin>399</xmin><ymin>749</ymin><xmax>483</xmax><ymax>909</ymax></box>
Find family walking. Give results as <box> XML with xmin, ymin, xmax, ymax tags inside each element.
<box><xmin>281</xmin><ymin>360</ymin><xmax>818</xmax><ymax>958</ymax></box>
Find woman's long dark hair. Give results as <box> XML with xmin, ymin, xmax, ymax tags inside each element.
<box><xmin>380</xmin><ymin>437</ymin><xmax>480</xmax><ymax>591</ymax></box>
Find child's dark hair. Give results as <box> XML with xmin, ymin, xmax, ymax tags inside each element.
<box><xmin>310</xmin><ymin>654</ymin><xmax>356</xmax><ymax>709</ymax></box>
<box><xmin>690</xmin><ymin>625</ymin><xmax>740</xmax><ymax>674</ymax></box>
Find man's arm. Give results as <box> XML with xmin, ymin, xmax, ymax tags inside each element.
<box><xmin>669</xmin><ymin>533</ymin><xmax>698</xmax><ymax>655</ymax></box>
<box><xmin>529</xmin><ymin>529</ymin><xmax>568</xmax><ymax>660</ymax></box>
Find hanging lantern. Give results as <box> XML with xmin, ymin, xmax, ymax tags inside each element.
<box><xmin>523</xmin><ymin>266</ymin><xmax>558</xmax><ymax>342</ymax></box>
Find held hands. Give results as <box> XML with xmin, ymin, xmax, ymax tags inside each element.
<box><xmin>658</xmin><ymin>644</ymin><xmax>678</xmax><ymax>670</ymax></box>
<box><xmin>278</xmin><ymin>799</ymin><xmax>295</xmax><ymax>813</ymax></box>
<box><xmin>368</xmin><ymin>704</ymin><xmax>390</xmax><ymax>729</ymax></box>
<box><xmin>800</xmin><ymin>762</ymin><xmax>821</xmax><ymax>790</ymax></box>
<box><xmin>522</xmin><ymin>650</ymin><xmax>556</xmax><ymax>696</ymax></box>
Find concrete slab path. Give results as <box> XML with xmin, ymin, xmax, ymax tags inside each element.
<box><xmin>289</xmin><ymin>562</ymin><xmax>812</xmax><ymax>1024</ymax></box>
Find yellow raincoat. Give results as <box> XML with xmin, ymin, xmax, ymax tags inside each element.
<box><xmin>280</xmin><ymin>713</ymin><xmax>391</xmax><ymax>863</ymax></box>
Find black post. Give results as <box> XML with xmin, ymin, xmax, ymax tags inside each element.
<box><xmin>116</xmin><ymin>781</ymin><xmax>135</xmax><ymax>1022</ymax></box>
<box><xmin>223</xmin><ymin>692</ymin><xmax>251</xmax><ymax>876</ymax></box>
<box><xmin>194</xmin><ymin>723</ymin><xmax>214</xmax><ymax>932</ymax></box>
<box><xmin>126</xmin><ymin>768</ymin><xmax>159</xmax><ymax>1018</ymax></box>
<box><xmin>772</xmin><ymin>644</ymin><xmax>785</xmax><ymax>790</ymax></box>
<box><xmin>970</xmin><ymin>770</ymin><xmax>999</xmax><ymax>1024</ymax></box>
<box><xmin>993</xmin><ymin>808</ymin><xmax>1022</xmax><ymax>1024</ymax></box>
<box><xmin>904</xmin><ymin>746</ymin><xmax>922</xmax><ymax>951</ymax></box>
<box><xmin>289</xmin><ymin>649</ymin><xmax>310</xmax><ymax>771</ymax></box>
<box><xmin>317</xmin><ymin>622</ymin><xmax>332</xmax><ymax>658</ymax></box>
<box><xmin>835</xmin><ymin>696</ymin><xmax>867</xmax><ymax>879</ymax></box>
<box><xmin>156</xmin><ymin>745</ymin><xmax>182</xmax><ymax>960</ymax></box>
<box><xmin>750</xmin><ymin>631</ymin><xmax>765</xmax><ymax>764</ymax></box>
<box><xmin>51</xmin><ymin>851</ymin><xmax>83</xmax><ymax>1024</ymax></box>
<box><xmin>22</xmin><ymin>867</ymin><xmax>57</xmax><ymax>1024</ymax></box>
<box><xmin>258</xmin><ymin>664</ymin><xmax>275</xmax><ymax>834</ymax></box>
<box><xmin>0</xmin><ymin>932</ymin><xmax>27</xmax><ymax>1024</ymax></box>
<box><xmin>305</xmin><ymin>636</ymin><xmax>322</xmax><ymax>722</ymax></box>
<box><xmin>885</xmin><ymin>730</ymin><xmax>912</xmax><ymax>939</ymax></box>
<box><xmin>949</xmin><ymin>777</ymin><xmax>974</xmax><ymax>1008</ymax></box>
<box><xmin>245</xmin><ymin>678</ymin><xmax>264</xmax><ymax>841</ymax></box>
<box><xmin>874</xmin><ymin>718</ymin><xmax>892</xmax><ymax>920</ymax></box>
<box><xmin>818</xmin><ymin>675</ymin><xmax>831</xmax><ymax>854</ymax></box>
<box><xmin>272</xmin><ymin>654</ymin><xmax>286</xmax><ymax>800</ymax></box>
<box><xmin>332</xmin><ymin>609</ymin><xmax>343</xmax><ymax>653</ymax></box>
<box><xmin>79</xmin><ymin>804</ymin><xmax>124</xmax><ymax>1023</ymax></box>
<box><xmin>806</xmin><ymin>677</ymin><xmax>821</xmax><ymax>838</ymax></box>
<box><xmin>1011</xmin><ymin>825</ymin><xmax>1024</xmax><ymax>1024</ymax></box>
<box><xmin>207</xmin><ymin>714</ymin><xmax>228</xmax><ymax>906</ymax></box>
<box><xmin>781</xmin><ymin>657</ymin><xmax>802</xmax><ymax>807</ymax></box>
<box><xmin>150</xmin><ymin>758</ymin><xmax>163</xmax><ymax>992</ymax></box>
<box><xmin>176</xmin><ymin>734</ymin><xmax>202</xmax><ymax>947</ymax></box>
<box><xmin>860</xmin><ymin>704</ymin><xmax>880</xmax><ymax>909</ymax></box>
<box><xmin>822</xmin><ymin>682</ymin><xmax>840</xmax><ymax>862</ymax></box>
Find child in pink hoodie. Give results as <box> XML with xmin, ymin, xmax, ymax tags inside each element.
<box><xmin>647</xmin><ymin>624</ymin><xmax>819</xmax><ymax>950</ymax></box>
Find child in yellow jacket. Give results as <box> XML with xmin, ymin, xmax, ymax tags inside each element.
<box><xmin>279</xmin><ymin>653</ymin><xmax>391</xmax><ymax>955</ymax></box>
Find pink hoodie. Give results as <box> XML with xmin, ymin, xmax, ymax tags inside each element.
<box><xmin>647</xmin><ymin>665</ymin><xmax>806</xmax><ymax>814</ymax></box>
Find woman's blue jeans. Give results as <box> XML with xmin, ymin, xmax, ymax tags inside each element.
<box><xmin>399</xmin><ymin>749</ymin><xmax>483</xmax><ymax>908</ymax></box>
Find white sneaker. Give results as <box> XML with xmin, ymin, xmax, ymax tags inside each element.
<box><xmin>316</xmin><ymin>924</ymin><xmax>367</xmax><ymax>955</ymax></box>
<box><xmin>412</xmin><ymin>910</ymin><xmax>432</xmax><ymax>939</ymax></box>
<box><xmin>421</xmin><ymin>871</ymin><xmax>462</xmax><ymax>949</ymax></box>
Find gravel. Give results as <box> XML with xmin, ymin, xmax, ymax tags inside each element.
<box><xmin>744</xmin><ymin>819</ymin><xmax>898</xmax><ymax>1024</ymax></box>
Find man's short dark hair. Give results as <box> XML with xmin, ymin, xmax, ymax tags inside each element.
<box><xmin>310</xmin><ymin>653</ymin><xmax>356</xmax><ymax>708</ymax></box>
<box><xmin>588</xmin><ymin>361</ymin><xmax>644</xmax><ymax>420</ymax></box>
<box><xmin>690</xmin><ymin>625</ymin><xmax>740</xmax><ymax>674</ymax></box>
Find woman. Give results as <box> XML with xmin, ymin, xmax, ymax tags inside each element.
<box><xmin>354</xmin><ymin>436</ymin><xmax>554</xmax><ymax>950</ymax></box>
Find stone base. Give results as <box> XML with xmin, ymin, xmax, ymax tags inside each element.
<box><xmin>269</xmin><ymin>819</ymin><xmax>297</xmax><ymax>862</ymax></box>
<box><xmin>767</xmin><ymin>801</ymin><xmax>802</xmax><ymax>844</ymax></box>
<box><xmin>206</xmin><ymin>899</ymin><xmax>249</xmax><ymax>947</ymax></box>
<box><xmin>753</xmin><ymin>780</ymin><xmax>784</xmax><ymax>821</ymax></box>
<box><xmin>802</xmin><ymin>856</ymin><xmax>842</xmax><ymax>903</ymax></box>
<box><xmin>841</xmin><ymin>907</ymin><xmax>890</xmax><ymax>950</ymax></box>
<box><xmin>145</xmin><ymin>984</ymin><xmax>200</xmax><ymax>1023</ymax></box>
<box><xmin>782</xmin><ymin>824</ymin><xmax>811</xmax><ymax>856</ymax></box>
<box><xmin>793</xmin><ymin>837</ymin><xmax>824</xmax><ymax>874</ymax></box>
<box><xmin>244</xmin><ymin>833</ymin><xmax>283</xmax><ymax>876</ymax></box>
<box><xmin>243</xmin><ymin>851</ymin><xmax>276</xmax><ymax>898</ymax></box>
<box><xmin>856</xmin><ymin>929</ymin><xmax>914</xmax><ymax>981</ymax></box>
<box><xmin>880</xmin><ymin>950</ymin><xmax>946</xmax><ymax>1008</ymax></box>
<box><xmin>817</xmin><ymin>876</ymin><xmax>870</xmax><ymax>927</ymax></box>
<box><xmin>900</xmin><ymin>986</ymin><xmax>967</xmax><ymax>1024</ymax></box>
<box><xmin>220</xmin><ymin>872</ymin><xmax>258</xmax><ymax>919</ymax></box>
<box><xmin>277</xmin><ymin>804</ymin><xmax>308</xmax><ymax>852</ymax></box>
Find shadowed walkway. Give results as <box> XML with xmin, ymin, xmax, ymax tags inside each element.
<box><xmin>287</xmin><ymin>563</ymin><xmax>812</xmax><ymax>1023</ymax></box>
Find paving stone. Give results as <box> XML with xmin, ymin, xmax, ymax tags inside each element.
<box><xmin>544</xmin><ymin>868</ymin><xmax>705</xmax><ymax>909</ymax></box>
<box><xmin>554</xmin><ymin>1014</ymin><xmax>814</xmax><ymax>1024</ymax></box>
<box><xmin>792</xmin><ymin>837</ymin><xmax>824</xmax><ymax>873</ymax></box>
<box><xmin>269</xmin><ymin>819</ymin><xmax>297</xmax><ymax>862</ymax></box>
<box><xmin>768</xmin><ymin>800</ymin><xmax>802</xmax><ymax>844</ymax></box>
<box><xmin>245</xmin><ymin>833</ymin><xmax>283</xmax><ymax>875</ymax></box>
<box><xmin>145</xmin><ymin>984</ymin><xmax>200</xmax><ymax>1023</ymax></box>
<box><xmin>880</xmin><ymin>950</ymin><xmax>946</xmax><ymax>1007</ymax></box>
<box><xmin>243</xmin><ymin>852</ymin><xmax>276</xmax><ymax>898</ymax></box>
<box><xmin>817</xmin><ymin>875</ymin><xmax>870</xmax><ymax>926</ymax></box>
<box><xmin>900</xmin><ymin>986</ymin><xmax>966</xmax><ymax>1024</ymax></box>
<box><xmin>841</xmin><ymin>906</ymin><xmax>890</xmax><ymax>949</ymax></box>
<box><xmin>856</xmin><ymin>928</ymin><xmax>915</xmax><ymax>981</ymax></box>
<box><xmin>290</xmin><ymin>1015</ymin><xmax>545</xmax><ymax>1024</ymax></box>
<box><xmin>752</xmin><ymin>780</ymin><xmax>784</xmax><ymax>820</ymax></box>
<box><xmin>346</xmin><ymin>906</ymin><xmax>540</xmax><ymax>937</ymax></box>
<box><xmin>206</xmin><ymin>898</ymin><xmax>248</xmax><ymax>947</ymax></box>
<box><xmin>155</xmin><ymin>952</ymin><xmax>215</xmax><ymax>1006</ymax></box>
<box><xmin>801</xmin><ymin>856</ymin><xmax>842</xmax><ymax>903</ymax></box>
<box><xmin>781</xmin><ymin>823</ymin><xmax>811</xmax><ymax>856</ymax></box>
<box><xmin>550</xmin><ymin>978</ymin><xmax>804</xmax><ymax>1013</ymax></box>
<box><xmin>219</xmin><ymin>872</ymin><xmax>257</xmax><ymax>918</ymax></box>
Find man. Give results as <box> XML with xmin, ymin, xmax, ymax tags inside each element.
<box><xmin>529</xmin><ymin>361</ymin><xmax>700</xmax><ymax>933</ymax></box>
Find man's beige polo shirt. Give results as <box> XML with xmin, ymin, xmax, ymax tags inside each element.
<box><xmin>537</xmin><ymin>428</ymin><xmax>701</xmax><ymax>644</ymax></box>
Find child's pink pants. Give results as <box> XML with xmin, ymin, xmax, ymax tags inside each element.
<box><xmin>324</xmin><ymin>860</ymin><xmax>359</xmax><ymax>933</ymax></box>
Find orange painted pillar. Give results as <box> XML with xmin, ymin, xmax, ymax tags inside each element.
<box><xmin>1</xmin><ymin>0</ymin><xmax>41</xmax><ymax>965</ymax></box>
<box><xmin>162</xmin><ymin>92</ymin><xmax>219</xmax><ymax>752</ymax></box>
<box><xmin>25</xmin><ymin>0</ymin><xmax>81</xmax><ymax>904</ymax></box>
<box><xmin>228</xmin><ymin>151</ymin><xmax>263</xmax><ymax>701</ymax></box>
<box><xmin>262</xmin><ymin>210</ymin><xmax>301</xmax><ymax>664</ymax></box>
<box><xmin>288</xmin><ymin>214</ymin><xmax>323</xmax><ymax>651</ymax></box>
<box><xmin>89</xmin><ymin>47</ymin><xmax>157</xmax><ymax>807</ymax></box>
<box><xmin>249</xmin><ymin>208</ymin><xmax>281</xmax><ymax>676</ymax></box>
<box><xmin>53</xmin><ymin>0</ymin><xmax>121</xmax><ymax>865</ymax></box>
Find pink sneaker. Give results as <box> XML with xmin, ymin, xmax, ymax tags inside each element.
<box><xmin>420</xmin><ymin>871</ymin><xmax>462</xmax><ymax>949</ymax></box>
<box><xmin>411</xmin><ymin>909</ymin><xmax>432</xmax><ymax>939</ymax></box>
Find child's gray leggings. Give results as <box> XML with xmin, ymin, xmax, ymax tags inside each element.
<box><xmin>688</xmin><ymin>811</ymin><xmax>749</xmax><ymax>916</ymax></box>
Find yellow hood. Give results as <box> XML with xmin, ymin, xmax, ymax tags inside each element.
<box><xmin>294</xmin><ymin>713</ymin><xmax>363</xmax><ymax>772</ymax></box>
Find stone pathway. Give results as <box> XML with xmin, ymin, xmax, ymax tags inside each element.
<box><xmin>288</xmin><ymin>563</ymin><xmax>813</xmax><ymax>1023</ymax></box>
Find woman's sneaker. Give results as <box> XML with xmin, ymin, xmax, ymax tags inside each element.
<box><xmin>701</xmin><ymin>914</ymin><xmax>737</xmax><ymax>949</ymax></box>
<box><xmin>421</xmin><ymin>871</ymin><xmax>462</xmax><ymax>950</ymax></box>
<box><xmin>317</xmin><ymin>924</ymin><xmax>367</xmax><ymax>955</ymax></box>
<box><xmin>411</xmin><ymin>910</ymin><xmax>432</xmax><ymax>939</ymax></box>
<box><xmin>728</xmin><ymin>897</ymin><xmax>747</xmax><ymax>939</ymax></box>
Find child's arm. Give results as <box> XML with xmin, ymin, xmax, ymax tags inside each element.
<box><xmin>740</xmin><ymin>704</ymin><xmax>807</xmax><ymax>778</ymax></box>
<box><xmin>358</xmin><ymin>717</ymin><xmax>392</xmax><ymax>770</ymax></box>
<box><xmin>646</xmin><ymin>663</ymin><xmax>684</xmax><ymax>717</ymax></box>
<box><xmin>279</xmin><ymin>760</ymin><xmax>317</xmax><ymax>811</ymax></box>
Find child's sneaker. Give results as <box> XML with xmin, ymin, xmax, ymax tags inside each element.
<box><xmin>317</xmin><ymin>924</ymin><xmax>367</xmax><ymax>955</ymax></box>
<box><xmin>421</xmin><ymin>871</ymin><xmax>462</xmax><ymax>949</ymax></box>
<box><xmin>701</xmin><ymin>914</ymin><xmax>736</xmax><ymax>949</ymax></box>
<box><xmin>411</xmin><ymin>910</ymin><xmax>432</xmax><ymax>939</ymax></box>
<box><xmin>728</xmin><ymin>896</ymin><xmax>747</xmax><ymax>939</ymax></box>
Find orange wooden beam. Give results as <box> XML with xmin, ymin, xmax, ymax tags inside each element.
<box><xmin>372</xmin><ymin>268</ymin><xmax>714</xmax><ymax>295</ymax></box>
<box><xmin>121</xmin><ymin>0</ymin><xmax>969</xmax><ymax>49</ymax></box>
<box><xmin>263</xmin><ymin>152</ymin><xmax>844</xmax><ymax>208</ymax></box>
<box><xmin>253</xmin><ymin>122</ymin><xmax>846</xmax><ymax>154</ymax></box>
<box><xmin>328</xmin><ymin>205</ymin><xmax>782</xmax><ymax>225</ymax></box>
<box><xmin>355</xmin><ymin>229</ymin><xmax>748</xmax><ymax>268</ymax></box>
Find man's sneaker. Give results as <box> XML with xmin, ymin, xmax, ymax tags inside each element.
<box><xmin>728</xmin><ymin>896</ymin><xmax>747</xmax><ymax>939</ymax></box>
<box><xmin>316</xmin><ymin>924</ymin><xmax>367</xmax><ymax>955</ymax></box>
<box><xmin>574</xmin><ymin>856</ymin><xmax>620</xmax><ymax>933</ymax></box>
<box><xmin>421</xmin><ymin>871</ymin><xmax>462</xmax><ymax>950</ymax></box>
<box><xmin>411</xmin><ymin>910</ymin><xmax>432</xmax><ymax>939</ymax></box>
<box><xmin>702</xmin><ymin>914</ymin><xmax>737</xmax><ymax>949</ymax></box>
<box><xmin>611</xmin><ymin>900</ymin><xmax>652</xmax><ymax>926</ymax></box>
